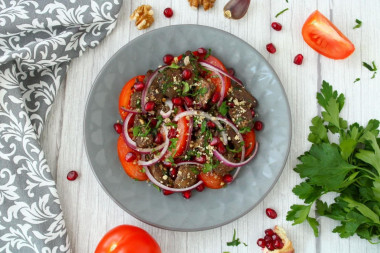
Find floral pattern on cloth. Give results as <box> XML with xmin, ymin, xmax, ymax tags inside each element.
<box><xmin>0</xmin><ymin>1</ymin><xmax>122</xmax><ymax>252</ymax></box>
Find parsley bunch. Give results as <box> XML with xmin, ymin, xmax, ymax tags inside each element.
<box><xmin>287</xmin><ymin>81</ymin><xmax>380</xmax><ymax>243</ymax></box>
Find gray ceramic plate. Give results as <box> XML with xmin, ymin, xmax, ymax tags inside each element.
<box><xmin>84</xmin><ymin>25</ymin><xmax>291</xmax><ymax>231</ymax></box>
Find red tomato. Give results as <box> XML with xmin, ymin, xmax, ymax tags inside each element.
<box><xmin>242</xmin><ymin>129</ymin><xmax>256</xmax><ymax>158</ymax></box>
<box><xmin>198</xmin><ymin>172</ymin><xmax>224</xmax><ymax>189</ymax></box>
<box><xmin>302</xmin><ymin>10</ymin><xmax>355</xmax><ymax>60</ymax></box>
<box><xmin>202</xmin><ymin>55</ymin><xmax>231</xmax><ymax>98</ymax></box>
<box><xmin>119</xmin><ymin>75</ymin><xmax>145</xmax><ymax>120</ymax></box>
<box><xmin>117</xmin><ymin>135</ymin><xmax>148</xmax><ymax>181</ymax></box>
<box><xmin>95</xmin><ymin>225</ymin><xmax>161</xmax><ymax>253</ymax></box>
<box><xmin>172</xmin><ymin>106</ymin><xmax>190</xmax><ymax>157</ymax></box>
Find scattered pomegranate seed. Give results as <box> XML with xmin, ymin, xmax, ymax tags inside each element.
<box><xmin>182</xmin><ymin>69</ymin><xmax>192</xmax><ymax>80</ymax></box>
<box><xmin>227</xmin><ymin>102</ymin><xmax>235</xmax><ymax>108</ymax></box>
<box><xmin>211</xmin><ymin>92</ymin><xmax>220</xmax><ymax>103</ymax></box>
<box><xmin>266</xmin><ymin>242</ymin><xmax>275</xmax><ymax>251</ymax></box>
<box><xmin>197</xmin><ymin>47</ymin><xmax>207</xmax><ymax>56</ymax></box>
<box><xmin>266</xmin><ymin>208</ymin><xmax>277</xmax><ymax>219</ymax></box>
<box><xmin>251</xmin><ymin>110</ymin><xmax>255</xmax><ymax>117</ymax></box>
<box><xmin>113</xmin><ymin>123</ymin><xmax>122</xmax><ymax>134</ymax></box>
<box><xmin>184</xmin><ymin>96</ymin><xmax>193</xmax><ymax>107</ymax></box>
<box><xmin>154</xmin><ymin>133</ymin><xmax>164</xmax><ymax>144</ymax></box>
<box><xmin>163</xmin><ymin>7</ymin><xmax>173</xmax><ymax>18</ymax></box>
<box><xmin>169</xmin><ymin>168</ymin><xmax>177</xmax><ymax>179</ymax></box>
<box><xmin>271</xmin><ymin>22</ymin><xmax>282</xmax><ymax>31</ymax></box>
<box><xmin>163</xmin><ymin>189</ymin><xmax>174</xmax><ymax>195</ymax></box>
<box><xmin>196</xmin><ymin>183</ymin><xmax>205</xmax><ymax>192</ymax></box>
<box><xmin>217</xmin><ymin>143</ymin><xmax>226</xmax><ymax>154</ymax></box>
<box><xmin>274</xmin><ymin>239</ymin><xmax>284</xmax><ymax>249</ymax></box>
<box><xmin>125</xmin><ymin>152</ymin><xmax>137</xmax><ymax>162</ymax></box>
<box><xmin>194</xmin><ymin>155</ymin><xmax>206</xmax><ymax>164</ymax></box>
<box><xmin>162</xmin><ymin>161</ymin><xmax>172</xmax><ymax>168</ymax></box>
<box><xmin>172</xmin><ymin>97</ymin><xmax>183</xmax><ymax>106</ymax></box>
<box><xmin>266</xmin><ymin>43</ymin><xmax>276</xmax><ymax>54</ymax></box>
<box><xmin>257</xmin><ymin>238</ymin><xmax>266</xmax><ymax>248</ymax></box>
<box><xmin>210</xmin><ymin>137</ymin><xmax>220</xmax><ymax>146</ymax></box>
<box><xmin>206</xmin><ymin>121</ymin><xmax>216</xmax><ymax>128</ymax></box>
<box><xmin>133</xmin><ymin>81</ymin><xmax>145</xmax><ymax>91</ymax></box>
<box><xmin>145</xmin><ymin>101</ymin><xmax>155</xmax><ymax>111</ymax></box>
<box><xmin>163</xmin><ymin>54</ymin><xmax>174</xmax><ymax>65</ymax></box>
<box><xmin>223</xmin><ymin>174</ymin><xmax>233</xmax><ymax>184</ymax></box>
<box><xmin>254</xmin><ymin>121</ymin><xmax>263</xmax><ymax>131</ymax></box>
<box><xmin>149</xmin><ymin>118</ymin><xmax>158</xmax><ymax>127</ymax></box>
<box><xmin>265</xmin><ymin>229</ymin><xmax>274</xmax><ymax>236</ymax></box>
<box><xmin>67</xmin><ymin>171</ymin><xmax>78</xmax><ymax>181</ymax></box>
<box><xmin>227</xmin><ymin>68</ymin><xmax>235</xmax><ymax>76</ymax></box>
<box><xmin>168</xmin><ymin>128</ymin><xmax>177</xmax><ymax>139</ymax></box>
<box><xmin>182</xmin><ymin>190</ymin><xmax>192</xmax><ymax>199</ymax></box>
<box><xmin>272</xmin><ymin>233</ymin><xmax>280</xmax><ymax>241</ymax></box>
<box><xmin>264</xmin><ymin>235</ymin><xmax>273</xmax><ymax>243</ymax></box>
<box><xmin>293</xmin><ymin>54</ymin><xmax>304</xmax><ymax>65</ymax></box>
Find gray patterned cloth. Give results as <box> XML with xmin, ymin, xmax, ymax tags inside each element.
<box><xmin>0</xmin><ymin>1</ymin><xmax>122</xmax><ymax>252</ymax></box>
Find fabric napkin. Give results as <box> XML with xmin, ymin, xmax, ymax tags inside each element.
<box><xmin>0</xmin><ymin>1</ymin><xmax>121</xmax><ymax>252</ymax></box>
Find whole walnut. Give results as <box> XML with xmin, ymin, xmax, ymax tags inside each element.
<box><xmin>130</xmin><ymin>5</ymin><xmax>154</xmax><ymax>30</ymax></box>
<box><xmin>188</xmin><ymin>0</ymin><xmax>216</xmax><ymax>11</ymax></box>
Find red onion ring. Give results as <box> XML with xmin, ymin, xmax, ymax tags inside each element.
<box><xmin>120</xmin><ymin>106</ymin><xmax>141</xmax><ymax>114</ymax></box>
<box><xmin>214</xmin><ymin>71</ymin><xmax>225</xmax><ymax>107</ymax></box>
<box><xmin>137</xmin><ymin>125</ymin><xmax>169</xmax><ymax>166</ymax></box>
<box><xmin>160</xmin><ymin>100</ymin><xmax>173</xmax><ymax>118</ymax></box>
<box><xmin>183</xmin><ymin>116</ymin><xmax>193</xmax><ymax>154</ymax></box>
<box><xmin>176</xmin><ymin>161</ymin><xmax>204</xmax><ymax>167</ymax></box>
<box><xmin>200</xmin><ymin>61</ymin><xmax>243</xmax><ymax>86</ymax></box>
<box><xmin>123</xmin><ymin>113</ymin><xmax>166</xmax><ymax>154</ymax></box>
<box><xmin>213</xmin><ymin>142</ymin><xmax>258</xmax><ymax>168</ymax></box>
<box><xmin>141</xmin><ymin>66</ymin><xmax>169</xmax><ymax>113</ymax></box>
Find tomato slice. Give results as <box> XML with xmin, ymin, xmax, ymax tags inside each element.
<box><xmin>202</xmin><ymin>55</ymin><xmax>231</xmax><ymax>98</ymax></box>
<box><xmin>302</xmin><ymin>10</ymin><xmax>355</xmax><ymax>60</ymax></box>
<box><xmin>198</xmin><ymin>172</ymin><xmax>224</xmax><ymax>189</ymax></box>
<box><xmin>242</xmin><ymin>129</ymin><xmax>256</xmax><ymax>158</ymax></box>
<box><xmin>117</xmin><ymin>135</ymin><xmax>148</xmax><ymax>181</ymax></box>
<box><xmin>173</xmin><ymin>106</ymin><xmax>189</xmax><ymax>157</ymax></box>
<box><xmin>119</xmin><ymin>75</ymin><xmax>145</xmax><ymax>120</ymax></box>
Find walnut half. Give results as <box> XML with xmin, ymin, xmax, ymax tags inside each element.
<box><xmin>130</xmin><ymin>5</ymin><xmax>154</xmax><ymax>30</ymax></box>
<box><xmin>188</xmin><ymin>0</ymin><xmax>216</xmax><ymax>11</ymax></box>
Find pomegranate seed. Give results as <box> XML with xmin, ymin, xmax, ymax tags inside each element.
<box><xmin>227</xmin><ymin>68</ymin><xmax>235</xmax><ymax>76</ymax></box>
<box><xmin>163</xmin><ymin>189</ymin><xmax>174</xmax><ymax>195</ymax></box>
<box><xmin>163</xmin><ymin>54</ymin><xmax>174</xmax><ymax>65</ymax></box>
<box><xmin>162</xmin><ymin>160</ymin><xmax>172</xmax><ymax>168</ymax></box>
<box><xmin>211</xmin><ymin>92</ymin><xmax>220</xmax><ymax>103</ymax></box>
<box><xmin>271</xmin><ymin>22</ymin><xmax>282</xmax><ymax>31</ymax></box>
<box><xmin>133</xmin><ymin>81</ymin><xmax>145</xmax><ymax>91</ymax></box>
<box><xmin>67</xmin><ymin>171</ymin><xmax>78</xmax><ymax>181</ymax></box>
<box><xmin>265</xmin><ymin>229</ymin><xmax>274</xmax><ymax>236</ymax></box>
<box><xmin>200</xmin><ymin>70</ymin><xmax>208</xmax><ymax>77</ymax></box>
<box><xmin>206</xmin><ymin>121</ymin><xmax>216</xmax><ymax>128</ymax></box>
<box><xmin>169</xmin><ymin>168</ymin><xmax>177</xmax><ymax>179</ymax></box>
<box><xmin>272</xmin><ymin>233</ymin><xmax>280</xmax><ymax>241</ymax></box>
<box><xmin>251</xmin><ymin>110</ymin><xmax>255</xmax><ymax>117</ymax></box>
<box><xmin>210</xmin><ymin>137</ymin><xmax>220</xmax><ymax>146</ymax></box>
<box><xmin>113</xmin><ymin>123</ymin><xmax>122</xmax><ymax>134</ymax></box>
<box><xmin>125</xmin><ymin>152</ymin><xmax>137</xmax><ymax>162</ymax></box>
<box><xmin>257</xmin><ymin>238</ymin><xmax>266</xmax><ymax>248</ymax></box>
<box><xmin>196</xmin><ymin>183</ymin><xmax>205</xmax><ymax>192</ymax></box>
<box><xmin>223</xmin><ymin>174</ymin><xmax>233</xmax><ymax>184</ymax></box>
<box><xmin>172</xmin><ymin>97</ymin><xmax>183</xmax><ymax>106</ymax></box>
<box><xmin>145</xmin><ymin>101</ymin><xmax>155</xmax><ymax>111</ymax></box>
<box><xmin>293</xmin><ymin>54</ymin><xmax>304</xmax><ymax>65</ymax></box>
<box><xmin>197</xmin><ymin>47</ymin><xmax>207</xmax><ymax>56</ymax></box>
<box><xmin>184</xmin><ymin>96</ymin><xmax>193</xmax><ymax>107</ymax></box>
<box><xmin>168</xmin><ymin>128</ymin><xmax>177</xmax><ymax>139</ymax></box>
<box><xmin>266</xmin><ymin>43</ymin><xmax>276</xmax><ymax>54</ymax></box>
<box><xmin>227</xmin><ymin>102</ymin><xmax>235</xmax><ymax>108</ymax></box>
<box><xmin>264</xmin><ymin>235</ymin><xmax>273</xmax><ymax>243</ymax></box>
<box><xmin>194</xmin><ymin>155</ymin><xmax>206</xmax><ymax>164</ymax></box>
<box><xmin>182</xmin><ymin>190</ymin><xmax>192</xmax><ymax>199</ymax></box>
<box><xmin>149</xmin><ymin>118</ymin><xmax>158</xmax><ymax>127</ymax></box>
<box><xmin>274</xmin><ymin>239</ymin><xmax>284</xmax><ymax>249</ymax></box>
<box><xmin>154</xmin><ymin>133</ymin><xmax>164</xmax><ymax>144</ymax></box>
<box><xmin>217</xmin><ymin>143</ymin><xmax>226</xmax><ymax>154</ymax></box>
<box><xmin>254</xmin><ymin>121</ymin><xmax>263</xmax><ymax>131</ymax></box>
<box><xmin>266</xmin><ymin>208</ymin><xmax>277</xmax><ymax>219</ymax></box>
<box><xmin>163</xmin><ymin>7</ymin><xmax>173</xmax><ymax>18</ymax></box>
<box><xmin>182</xmin><ymin>69</ymin><xmax>192</xmax><ymax>80</ymax></box>
<box><xmin>266</xmin><ymin>242</ymin><xmax>275</xmax><ymax>251</ymax></box>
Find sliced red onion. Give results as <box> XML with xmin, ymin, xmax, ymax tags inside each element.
<box><xmin>173</xmin><ymin>110</ymin><xmax>228</xmax><ymax>145</ymax></box>
<box><xmin>137</xmin><ymin>125</ymin><xmax>169</xmax><ymax>166</ymax></box>
<box><xmin>144</xmin><ymin>165</ymin><xmax>204</xmax><ymax>192</ymax></box>
<box><xmin>200</xmin><ymin>61</ymin><xmax>243</xmax><ymax>86</ymax></box>
<box><xmin>123</xmin><ymin>113</ymin><xmax>166</xmax><ymax>154</ymax></box>
<box><xmin>176</xmin><ymin>161</ymin><xmax>204</xmax><ymax>167</ymax></box>
<box><xmin>141</xmin><ymin>66</ymin><xmax>169</xmax><ymax>113</ymax></box>
<box><xmin>160</xmin><ymin>100</ymin><xmax>173</xmax><ymax>118</ymax></box>
<box><xmin>213</xmin><ymin>71</ymin><xmax>225</xmax><ymax>107</ymax></box>
<box><xmin>120</xmin><ymin>106</ymin><xmax>141</xmax><ymax>114</ymax></box>
<box><xmin>213</xmin><ymin>142</ymin><xmax>258</xmax><ymax>168</ymax></box>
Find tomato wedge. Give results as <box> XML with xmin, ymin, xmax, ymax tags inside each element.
<box><xmin>119</xmin><ymin>75</ymin><xmax>145</xmax><ymax>120</ymax></box>
<box><xmin>202</xmin><ymin>55</ymin><xmax>231</xmax><ymax>98</ymax></box>
<box><xmin>198</xmin><ymin>172</ymin><xmax>224</xmax><ymax>189</ymax></box>
<box><xmin>117</xmin><ymin>135</ymin><xmax>148</xmax><ymax>181</ymax></box>
<box><xmin>242</xmin><ymin>129</ymin><xmax>256</xmax><ymax>158</ymax></box>
<box><xmin>173</xmin><ymin>106</ymin><xmax>189</xmax><ymax>157</ymax></box>
<box><xmin>302</xmin><ymin>10</ymin><xmax>355</xmax><ymax>60</ymax></box>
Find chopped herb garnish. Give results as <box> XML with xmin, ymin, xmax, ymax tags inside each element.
<box><xmin>218</xmin><ymin>101</ymin><xmax>229</xmax><ymax>116</ymax></box>
<box><xmin>243</xmin><ymin>243</ymin><xmax>248</xmax><ymax>247</ymax></box>
<box><xmin>132</xmin><ymin>126</ymin><xmax>140</xmax><ymax>137</ymax></box>
<box><xmin>226</xmin><ymin>229</ymin><xmax>245</xmax><ymax>247</ymax></box>
<box><xmin>353</xmin><ymin>78</ymin><xmax>360</xmax><ymax>83</ymax></box>
<box><xmin>152</xmin><ymin>184</ymin><xmax>161</xmax><ymax>192</ymax></box>
<box><xmin>182</xmin><ymin>81</ymin><xmax>190</xmax><ymax>95</ymax></box>
<box><xmin>226</xmin><ymin>144</ymin><xmax>243</xmax><ymax>154</ymax></box>
<box><xmin>275</xmin><ymin>8</ymin><xmax>289</xmax><ymax>18</ymax></box>
<box><xmin>204</xmin><ymin>48</ymin><xmax>212</xmax><ymax>59</ymax></box>
<box><xmin>201</xmin><ymin>121</ymin><xmax>207</xmax><ymax>133</ymax></box>
<box><xmin>363</xmin><ymin>61</ymin><xmax>377</xmax><ymax>79</ymax></box>
<box><xmin>169</xmin><ymin>138</ymin><xmax>178</xmax><ymax>150</ymax></box>
<box><xmin>169</xmin><ymin>62</ymin><xmax>180</xmax><ymax>69</ymax></box>
<box><xmin>203</xmin><ymin>164</ymin><xmax>213</xmax><ymax>173</ymax></box>
<box><xmin>353</xmin><ymin>19</ymin><xmax>362</xmax><ymax>29</ymax></box>
<box><xmin>190</xmin><ymin>167</ymin><xmax>200</xmax><ymax>175</ymax></box>
<box><xmin>165</xmin><ymin>122</ymin><xmax>178</xmax><ymax>128</ymax></box>
<box><xmin>239</xmin><ymin>127</ymin><xmax>251</xmax><ymax>134</ymax></box>
<box><xmin>173</xmin><ymin>106</ymin><xmax>178</xmax><ymax>115</ymax></box>
<box><xmin>140</xmin><ymin>168</ymin><xmax>146</xmax><ymax>173</ymax></box>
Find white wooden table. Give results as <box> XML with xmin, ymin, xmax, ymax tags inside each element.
<box><xmin>41</xmin><ymin>0</ymin><xmax>380</xmax><ymax>252</ymax></box>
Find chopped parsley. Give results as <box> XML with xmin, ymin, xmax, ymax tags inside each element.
<box><xmin>239</xmin><ymin>127</ymin><xmax>251</xmax><ymax>134</ymax></box>
<box><xmin>226</xmin><ymin>229</ymin><xmax>247</xmax><ymax>247</ymax></box>
<box><xmin>226</xmin><ymin>144</ymin><xmax>243</xmax><ymax>154</ymax></box>
<box><xmin>165</xmin><ymin>122</ymin><xmax>178</xmax><ymax>128</ymax></box>
<box><xmin>204</xmin><ymin>48</ymin><xmax>212</xmax><ymax>59</ymax></box>
<box><xmin>169</xmin><ymin>138</ymin><xmax>178</xmax><ymax>150</ymax></box>
<box><xmin>275</xmin><ymin>8</ymin><xmax>289</xmax><ymax>18</ymax></box>
<box><xmin>203</xmin><ymin>160</ymin><xmax>220</xmax><ymax>173</ymax></box>
<box><xmin>182</xmin><ymin>81</ymin><xmax>190</xmax><ymax>95</ymax></box>
<box><xmin>201</xmin><ymin>121</ymin><xmax>207</xmax><ymax>133</ymax></box>
<box><xmin>191</xmin><ymin>87</ymin><xmax>208</xmax><ymax>97</ymax></box>
<box><xmin>169</xmin><ymin>62</ymin><xmax>180</xmax><ymax>69</ymax></box>
<box><xmin>353</xmin><ymin>78</ymin><xmax>360</xmax><ymax>83</ymax></box>
<box><xmin>363</xmin><ymin>61</ymin><xmax>377</xmax><ymax>79</ymax></box>
<box><xmin>190</xmin><ymin>167</ymin><xmax>200</xmax><ymax>175</ymax></box>
<box><xmin>152</xmin><ymin>184</ymin><xmax>161</xmax><ymax>192</ymax></box>
<box><xmin>218</xmin><ymin>101</ymin><xmax>229</xmax><ymax>116</ymax></box>
<box><xmin>353</xmin><ymin>19</ymin><xmax>362</xmax><ymax>29</ymax></box>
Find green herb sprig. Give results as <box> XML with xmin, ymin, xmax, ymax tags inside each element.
<box><xmin>353</xmin><ymin>19</ymin><xmax>362</xmax><ymax>29</ymax></box>
<box><xmin>275</xmin><ymin>8</ymin><xmax>289</xmax><ymax>18</ymax></box>
<box><xmin>363</xmin><ymin>61</ymin><xmax>377</xmax><ymax>79</ymax></box>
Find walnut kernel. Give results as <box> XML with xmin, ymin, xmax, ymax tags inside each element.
<box><xmin>188</xmin><ymin>0</ymin><xmax>216</xmax><ymax>11</ymax></box>
<box><xmin>130</xmin><ymin>5</ymin><xmax>154</xmax><ymax>30</ymax></box>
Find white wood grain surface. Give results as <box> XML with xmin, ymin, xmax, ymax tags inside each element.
<box><xmin>40</xmin><ymin>0</ymin><xmax>380</xmax><ymax>252</ymax></box>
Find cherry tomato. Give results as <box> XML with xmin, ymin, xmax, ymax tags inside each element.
<box><xmin>117</xmin><ymin>135</ymin><xmax>148</xmax><ymax>181</ymax></box>
<box><xmin>242</xmin><ymin>129</ymin><xmax>256</xmax><ymax>158</ymax></box>
<box><xmin>172</xmin><ymin>106</ymin><xmax>189</xmax><ymax>158</ymax></box>
<box><xmin>119</xmin><ymin>75</ymin><xmax>145</xmax><ymax>120</ymax></box>
<box><xmin>198</xmin><ymin>172</ymin><xmax>224</xmax><ymax>189</ymax></box>
<box><xmin>95</xmin><ymin>225</ymin><xmax>161</xmax><ymax>253</ymax></box>
<box><xmin>302</xmin><ymin>10</ymin><xmax>355</xmax><ymax>59</ymax></box>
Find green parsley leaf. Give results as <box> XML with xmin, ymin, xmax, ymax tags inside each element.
<box><xmin>308</xmin><ymin>116</ymin><xmax>329</xmax><ymax>144</ymax></box>
<box><xmin>353</xmin><ymin>19</ymin><xmax>362</xmax><ymax>29</ymax></box>
<box><xmin>152</xmin><ymin>184</ymin><xmax>161</xmax><ymax>192</ymax></box>
<box><xmin>133</xmin><ymin>126</ymin><xmax>140</xmax><ymax>137</ymax></box>
<box><xmin>307</xmin><ymin>217</ymin><xmax>320</xmax><ymax>237</ymax></box>
<box><xmin>218</xmin><ymin>101</ymin><xmax>229</xmax><ymax>116</ymax></box>
<box><xmin>363</xmin><ymin>61</ymin><xmax>377</xmax><ymax>79</ymax></box>
<box><xmin>275</xmin><ymin>8</ymin><xmax>289</xmax><ymax>18</ymax></box>
<box><xmin>353</xmin><ymin>78</ymin><xmax>360</xmax><ymax>83</ymax></box>
<box><xmin>239</xmin><ymin>127</ymin><xmax>251</xmax><ymax>134</ymax></box>
<box><xmin>203</xmin><ymin>163</ymin><xmax>213</xmax><ymax>173</ymax></box>
<box><xmin>204</xmin><ymin>48</ymin><xmax>212</xmax><ymax>59</ymax></box>
<box><xmin>182</xmin><ymin>81</ymin><xmax>190</xmax><ymax>95</ymax></box>
<box><xmin>201</xmin><ymin>121</ymin><xmax>207</xmax><ymax>133</ymax></box>
<box><xmin>292</xmin><ymin>181</ymin><xmax>323</xmax><ymax>204</ymax></box>
<box><xmin>226</xmin><ymin>229</ymin><xmax>241</xmax><ymax>247</ymax></box>
<box><xmin>287</xmin><ymin>204</ymin><xmax>312</xmax><ymax>225</ymax></box>
<box><xmin>169</xmin><ymin>62</ymin><xmax>180</xmax><ymax>69</ymax></box>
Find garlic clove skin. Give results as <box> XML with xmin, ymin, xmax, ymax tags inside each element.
<box><xmin>224</xmin><ymin>0</ymin><xmax>251</xmax><ymax>20</ymax></box>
